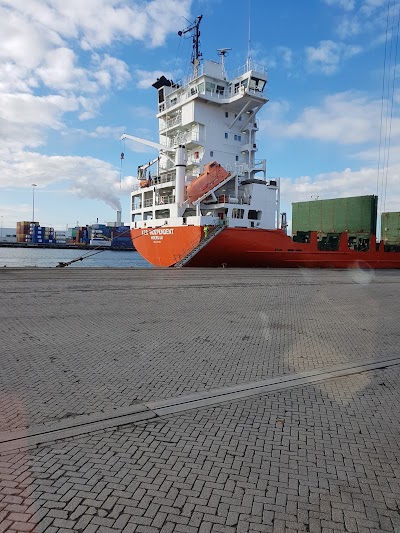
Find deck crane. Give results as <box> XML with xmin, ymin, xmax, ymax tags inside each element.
<box><xmin>137</xmin><ymin>157</ymin><xmax>159</xmax><ymax>180</ymax></box>
<box><xmin>120</xmin><ymin>133</ymin><xmax>174</xmax><ymax>158</ymax></box>
<box><xmin>119</xmin><ymin>133</ymin><xmax>188</xmax><ymax>206</ymax></box>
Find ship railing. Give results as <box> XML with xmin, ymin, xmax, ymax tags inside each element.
<box><xmin>234</xmin><ymin>61</ymin><xmax>268</xmax><ymax>77</ymax></box>
<box><xmin>187</xmin><ymin>157</ymin><xmax>201</xmax><ymax>166</ymax></box>
<box><xmin>254</xmin><ymin>159</ymin><xmax>266</xmax><ymax>171</ymax></box>
<box><xmin>159</xmin><ymin>114</ymin><xmax>182</xmax><ymax>132</ymax></box>
<box><xmin>151</xmin><ymin>175</ymin><xmax>176</xmax><ymax>185</ymax></box>
<box><xmin>225</xmin><ymin>163</ymin><xmax>246</xmax><ymax>175</ymax></box>
<box><xmin>143</xmin><ymin>198</ymin><xmax>153</xmax><ymax>208</ymax></box>
<box><xmin>155</xmin><ymin>195</ymin><xmax>175</xmax><ymax>206</ymax></box>
<box><xmin>173</xmin><ymin>219</ymin><xmax>226</xmax><ymax>267</ymax></box>
<box><xmin>169</xmin><ymin>132</ymin><xmax>204</xmax><ymax>147</ymax></box>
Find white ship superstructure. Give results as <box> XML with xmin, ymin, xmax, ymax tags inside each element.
<box><xmin>123</xmin><ymin>16</ymin><xmax>280</xmax><ymax>234</ymax></box>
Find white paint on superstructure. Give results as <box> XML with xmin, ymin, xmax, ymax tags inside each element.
<box><xmin>127</xmin><ymin>23</ymin><xmax>280</xmax><ymax>233</ymax></box>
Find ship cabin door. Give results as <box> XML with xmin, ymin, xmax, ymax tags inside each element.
<box><xmin>217</xmin><ymin>209</ymin><xmax>228</xmax><ymax>222</ymax></box>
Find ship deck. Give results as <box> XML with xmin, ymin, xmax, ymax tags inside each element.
<box><xmin>0</xmin><ymin>268</ymin><xmax>399</xmax><ymax>532</ymax></box>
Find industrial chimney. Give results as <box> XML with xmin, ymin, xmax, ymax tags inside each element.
<box><xmin>117</xmin><ymin>210</ymin><xmax>122</xmax><ymax>227</ymax></box>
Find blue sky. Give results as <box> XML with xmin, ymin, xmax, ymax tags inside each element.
<box><xmin>1</xmin><ymin>0</ymin><xmax>399</xmax><ymax>231</ymax></box>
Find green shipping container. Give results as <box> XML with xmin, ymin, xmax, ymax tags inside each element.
<box><xmin>381</xmin><ymin>212</ymin><xmax>400</xmax><ymax>245</ymax></box>
<box><xmin>292</xmin><ymin>195</ymin><xmax>378</xmax><ymax>235</ymax></box>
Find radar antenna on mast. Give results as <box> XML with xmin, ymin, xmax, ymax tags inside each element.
<box><xmin>217</xmin><ymin>48</ymin><xmax>232</xmax><ymax>79</ymax></box>
<box><xmin>178</xmin><ymin>15</ymin><xmax>203</xmax><ymax>77</ymax></box>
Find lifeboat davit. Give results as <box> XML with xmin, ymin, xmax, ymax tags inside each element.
<box><xmin>187</xmin><ymin>161</ymin><xmax>230</xmax><ymax>203</ymax></box>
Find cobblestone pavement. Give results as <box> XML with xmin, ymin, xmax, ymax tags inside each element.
<box><xmin>0</xmin><ymin>269</ymin><xmax>399</xmax><ymax>430</ymax></box>
<box><xmin>0</xmin><ymin>366</ymin><xmax>399</xmax><ymax>532</ymax></box>
<box><xmin>0</xmin><ymin>269</ymin><xmax>400</xmax><ymax>532</ymax></box>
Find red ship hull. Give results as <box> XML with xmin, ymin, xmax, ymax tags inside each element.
<box><xmin>131</xmin><ymin>227</ymin><xmax>400</xmax><ymax>268</ymax></box>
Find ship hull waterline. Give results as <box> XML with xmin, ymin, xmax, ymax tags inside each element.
<box><xmin>131</xmin><ymin>227</ymin><xmax>400</xmax><ymax>269</ymax></box>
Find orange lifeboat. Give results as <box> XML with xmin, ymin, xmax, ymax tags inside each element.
<box><xmin>187</xmin><ymin>161</ymin><xmax>230</xmax><ymax>203</ymax></box>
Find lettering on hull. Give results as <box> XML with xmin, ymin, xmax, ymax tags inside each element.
<box><xmin>142</xmin><ymin>228</ymin><xmax>175</xmax><ymax>236</ymax></box>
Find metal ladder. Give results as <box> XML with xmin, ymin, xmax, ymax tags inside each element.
<box><xmin>173</xmin><ymin>225</ymin><xmax>226</xmax><ymax>267</ymax></box>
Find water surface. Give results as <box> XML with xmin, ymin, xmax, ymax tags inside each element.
<box><xmin>0</xmin><ymin>247</ymin><xmax>152</xmax><ymax>268</ymax></box>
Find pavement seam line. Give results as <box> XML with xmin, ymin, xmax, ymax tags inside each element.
<box><xmin>0</xmin><ymin>356</ymin><xmax>399</xmax><ymax>452</ymax></box>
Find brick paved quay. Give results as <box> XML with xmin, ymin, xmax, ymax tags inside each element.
<box><xmin>0</xmin><ymin>268</ymin><xmax>399</xmax><ymax>532</ymax></box>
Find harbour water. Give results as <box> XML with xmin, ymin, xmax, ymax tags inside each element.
<box><xmin>0</xmin><ymin>247</ymin><xmax>152</xmax><ymax>268</ymax></box>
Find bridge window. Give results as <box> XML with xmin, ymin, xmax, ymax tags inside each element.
<box><xmin>248</xmin><ymin>210</ymin><xmax>262</xmax><ymax>220</ymax></box>
<box><xmin>249</xmin><ymin>77</ymin><xmax>266</xmax><ymax>92</ymax></box>
<box><xmin>232</xmin><ymin>209</ymin><xmax>244</xmax><ymax>219</ymax></box>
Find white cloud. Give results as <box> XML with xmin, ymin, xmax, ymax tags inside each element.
<box><xmin>0</xmin><ymin>150</ymin><xmax>122</xmax><ymax>210</ymax></box>
<box><xmin>326</xmin><ymin>0</ymin><xmax>392</xmax><ymax>41</ymax></box>
<box><xmin>306</xmin><ymin>40</ymin><xmax>362</xmax><ymax>74</ymax></box>
<box><xmin>262</xmin><ymin>88</ymin><xmax>400</xmax><ymax>218</ymax></box>
<box><xmin>74</xmin><ymin>126</ymin><xmax>126</xmax><ymax>139</ymax></box>
<box><xmin>281</xmin><ymin>163</ymin><xmax>400</xmax><ymax>214</ymax></box>
<box><xmin>36</xmin><ymin>48</ymin><xmax>91</xmax><ymax>91</ymax></box>
<box><xmin>277</xmin><ymin>47</ymin><xmax>293</xmax><ymax>69</ymax></box>
<box><xmin>0</xmin><ymin>93</ymin><xmax>78</xmax><ymax>128</ymax></box>
<box><xmin>1</xmin><ymin>0</ymin><xmax>191</xmax><ymax>51</ymax></box>
<box><xmin>93</xmin><ymin>55</ymin><xmax>131</xmax><ymax>90</ymax></box>
<box><xmin>0</xmin><ymin>0</ymin><xmax>192</xmax><ymax>210</ymax></box>
<box><xmin>262</xmin><ymin>91</ymin><xmax>400</xmax><ymax>146</ymax></box>
<box><xmin>360</xmin><ymin>0</ymin><xmax>387</xmax><ymax>17</ymax></box>
<box><xmin>336</xmin><ymin>17</ymin><xmax>362</xmax><ymax>38</ymax></box>
<box><xmin>323</xmin><ymin>0</ymin><xmax>356</xmax><ymax>11</ymax></box>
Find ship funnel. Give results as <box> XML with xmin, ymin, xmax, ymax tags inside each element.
<box><xmin>117</xmin><ymin>210</ymin><xmax>122</xmax><ymax>226</ymax></box>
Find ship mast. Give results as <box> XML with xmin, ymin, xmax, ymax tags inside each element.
<box><xmin>246</xmin><ymin>0</ymin><xmax>252</xmax><ymax>71</ymax></box>
<box><xmin>178</xmin><ymin>15</ymin><xmax>203</xmax><ymax>78</ymax></box>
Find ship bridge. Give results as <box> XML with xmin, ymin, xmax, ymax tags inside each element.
<box><xmin>156</xmin><ymin>61</ymin><xmax>268</xmax><ymax>117</ymax></box>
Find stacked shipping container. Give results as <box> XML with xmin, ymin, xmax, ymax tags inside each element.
<box><xmin>381</xmin><ymin>212</ymin><xmax>400</xmax><ymax>247</ymax></box>
<box><xmin>292</xmin><ymin>195</ymin><xmax>378</xmax><ymax>235</ymax></box>
<box><xmin>16</xmin><ymin>221</ymin><xmax>38</xmax><ymax>243</ymax></box>
<box><xmin>111</xmin><ymin>226</ymin><xmax>134</xmax><ymax>249</ymax></box>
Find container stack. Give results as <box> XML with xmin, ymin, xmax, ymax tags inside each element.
<box><xmin>16</xmin><ymin>221</ymin><xmax>37</xmax><ymax>243</ymax></box>
<box><xmin>111</xmin><ymin>226</ymin><xmax>134</xmax><ymax>249</ymax></box>
<box><xmin>291</xmin><ymin>195</ymin><xmax>378</xmax><ymax>251</ymax></box>
<box><xmin>30</xmin><ymin>225</ymin><xmax>55</xmax><ymax>244</ymax></box>
<box><xmin>381</xmin><ymin>212</ymin><xmax>400</xmax><ymax>250</ymax></box>
<box><xmin>55</xmin><ymin>231</ymin><xmax>67</xmax><ymax>244</ymax></box>
<box><xmin>292</xmin><ymin>195</ymin><xmax>378</xmax><ymax>235</ymax></box>
<box><xmin>74</xmin><ymin>226</ymin><xmax>89</xmax><ymax>244</ymax></box>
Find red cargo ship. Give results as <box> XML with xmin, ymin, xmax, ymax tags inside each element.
<box><xmin>122</xmin><ymin>16</ymin><xmax>400</xmax><ymax>269</ymax></box>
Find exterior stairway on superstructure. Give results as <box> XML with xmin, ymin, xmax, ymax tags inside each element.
<box><xmin>174</xmin><ymin>225</ymin><xmax>226</xmax><ymax>267</ymax></box>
